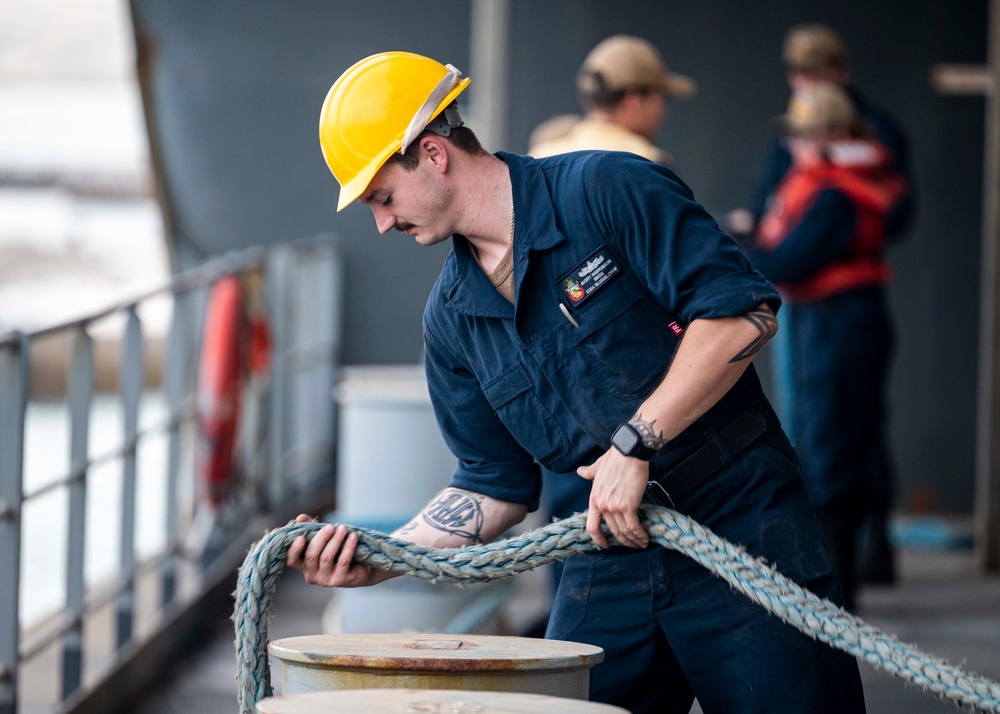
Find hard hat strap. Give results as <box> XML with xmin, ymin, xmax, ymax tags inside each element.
<box><xmin>425</xmin><ymin>103</ymin><xmax>464</xmax><ymax>139</ymax></box>
<box><xmin>401</xmin><ymin>64</ymin><xmax>463</xmax><ymax>154</ymax></box>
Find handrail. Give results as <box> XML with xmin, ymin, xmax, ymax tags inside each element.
<box><xmin>0</xmin><ymin>246</ymin><xmax>266</xmax><ymax>346</ymax></box>
<box><xmin>21</xmin><ymin>403</ymin><xmax>197</xmax><ymax>503</ymax></box>
<box><xmin>18</xmin><ymin>547</ymin><xmax>181</xmax><ymax>663</ymax></box>
<box><xmin>0</xmin><ymin>232</ymin><xmax>343</xmax><ymax>713</ymax></box>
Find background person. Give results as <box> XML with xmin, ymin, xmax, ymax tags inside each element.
<box><xmin>738</xmin><ymin>82</ymin><xmax>908</xmax><ymax>612</ymax></box>
<box><xmin>528</xmin><ymin>34</ymin><xmax>696</xmax><ymax>166</ymax></box>
<box><xmin>730</xmin><ymin>22</ymin><xmax>914</xmax><ymax>237</ymax></box>
<box><xmin>728</xmin><ymin>23</ymin><xmax>915</xmax><ymax>586</ymax></box>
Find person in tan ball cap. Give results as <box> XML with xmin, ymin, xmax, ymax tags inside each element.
<box><xmin>529</xmin><ymin>35</ymin><xmax>696</xmax><ymax>166</ymax></box>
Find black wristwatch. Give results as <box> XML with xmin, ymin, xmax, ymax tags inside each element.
<box><xmin>611</xmin><ymin>423</ymin><xmax>657</xmax><ymax>461</ymax></box>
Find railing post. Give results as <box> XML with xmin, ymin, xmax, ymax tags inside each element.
<box><xmin>290</xmin><ymin>242</ymin><xmax>340</xmax><ymax>489</ymax></box>
<box><xmin>267</xmin><ymin>249</ymin><xmax>290</xmax><ymax>509</ymax></box>
<box><xmin>161</xmin><ymin>293</ymin><xmax>190</xmax><ymax>606</ymax></box>
<box><xmin>0</xmin><ymin>333</ymin><xmax>28</xmax><ymax>714</ymax></box>
<box><xmin>62</xmin><ymin>327</ymin><xmax>93</xmax><ymax>699</ymax></box>
<box><xmin>117</xmin><ymin>308</ymin><xmax>144</xmax><ymax>648</ymax></box>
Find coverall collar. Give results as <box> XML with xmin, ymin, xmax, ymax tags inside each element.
<box><xmin>443</xmin><ymin>152</ymin><xmax>568</xmax><ymax>318</ymax></box>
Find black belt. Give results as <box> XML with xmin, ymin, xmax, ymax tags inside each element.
<box><xmin>645</xmin><ymin>402</ymin><xmax>776</xmax><ymax>507</ymax></box>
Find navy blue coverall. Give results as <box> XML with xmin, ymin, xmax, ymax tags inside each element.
<box><xmin>422</xmin><ymin>150</ymin><xmax>865</xmax><ymax>713</ymax></box>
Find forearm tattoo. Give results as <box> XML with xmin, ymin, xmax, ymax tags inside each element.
<box><xmin>420</xmin><ymin>488</ymin><xmax>486</xmax><ymax>544</ymax></box>
<box><xmin>629</xmin><ymin>412</ymin><xmax>668</xmax><ymax>450</ymax></box>
<box><xmin>395</xmin><ymin>519</ymin><xmax>419</xmax><ymax>537</ymax></box>
<box><xmin>729</xmin><ymin>306</ymin><xmax>777</xmax><ymax>363</ymax></box>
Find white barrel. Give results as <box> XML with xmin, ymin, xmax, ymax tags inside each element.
<box><xmin>334</xmin><ymin>365</ymin><xmax>456</xmax><ymax>529</ymax></box>
<box><xmin>331</xmin><ymin>366</ymin><xmax>502</xmax><ymax>634</ymax></box>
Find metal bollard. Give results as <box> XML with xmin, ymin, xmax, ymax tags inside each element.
<box><xmin>268</xmin><ymin>634</ymin><xmax>604</xmax><ymax>701</ymax></box>
<box><xmin>255</xmin><ymin>688</ymin><xmax>630</xmax><ymax>713</ymax></box>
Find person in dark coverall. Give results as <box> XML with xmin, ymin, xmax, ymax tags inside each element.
<box><xmin>738</xmin><ymin>82</ymin><xmax>909</xmax><ymax>613</ymax></box>
<box><xmin>287</xmin><ymin>51</ymin><xmax>866</xmax><ymax>713</ymax></box>
<box><xmin>729</xmin><ymin>22</ymin><xmax>914</xmax><ymax>587</ymax></box>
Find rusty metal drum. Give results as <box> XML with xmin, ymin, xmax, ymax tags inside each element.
<box><xmin>256</xmin><ymin>688</ymin><xmax>630</xmax><ymax>713</ymax></box>
<box><xmin>268</xmin><ymin>633</ymin><xmax>604</xmax><ymax>701</ymax></box>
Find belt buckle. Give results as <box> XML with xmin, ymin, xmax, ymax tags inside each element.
<box><xmin>646</xmin><ymin>480</ymin><xmax>676</xmax><ymax>508</ymax></box>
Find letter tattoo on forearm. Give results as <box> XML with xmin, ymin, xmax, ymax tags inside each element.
<box><xmin>629</xmin><ymin>413</ymin><xmax>668</xmax><ymax>450</ymax></box>
<box><xmin>421</xmin><ymin>489</ymin><xmax>486</xmax><ymax>543</ymax></box>
<box><xmin>729</xmin><ymin>306</ymin><xmax>778</xmax><ymax>363</ymax></box>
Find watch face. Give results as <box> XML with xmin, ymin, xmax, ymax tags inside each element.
<box><xmin>614</xmin><ymin>424</ymin><xmax>640</xmax><ymax>454</ymax></box>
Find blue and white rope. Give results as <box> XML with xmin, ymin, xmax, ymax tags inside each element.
<box><xmin>233</xmin><ymin>505</ymin><xmax>1000</xmax><ymax>713</ymax></box>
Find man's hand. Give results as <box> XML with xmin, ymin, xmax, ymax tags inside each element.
<box><xmin>285</xmin><ymin>514</ymin><xmax>391</xmax><ymax>588</ymax></box>
<box><xmin>577</xmin><ymin>450</ymin><xmax>650</xmax><ymax>549</ymax></box>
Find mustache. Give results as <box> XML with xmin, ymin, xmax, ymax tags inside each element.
<box><xmin>395</xmin><ymin>222</ymin><xmax>415</xmax><ymax>233</ymax></box>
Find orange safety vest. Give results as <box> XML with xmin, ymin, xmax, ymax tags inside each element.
<box><xmin>756</xmin><ymin>141</ymin><xmax>908</xmax><ymax>303</ymax></box>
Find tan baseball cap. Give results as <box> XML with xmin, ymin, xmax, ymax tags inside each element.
<box><xmin>577</xmin><ymin>35</ymin><xmax>697</xmax><ymax>98</ymax></box>
<box><xmin>780</xmin><ymin>82</ymin><xmax>858</xmax><ymax>135</ymax></box>
<box><xmin>783</xmin><ymin>23</ymin><xmax>848</xmax><ymax>73</ymax></box>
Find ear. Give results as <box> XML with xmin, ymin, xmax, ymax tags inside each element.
<box><xmin>418</xmin><ymin>134</ymin><xmax>450</xmax><ymax>173</ymax></box>
<box><xmin>618</xmin><ymin>90</ymin><xmax>644</xmax><ymax>115</ymax></box>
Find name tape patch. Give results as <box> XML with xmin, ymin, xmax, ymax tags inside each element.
<box><xmin>558</xmin><ymin>247</ymin><xmax>620</xmax><ymax>305</ymax></box>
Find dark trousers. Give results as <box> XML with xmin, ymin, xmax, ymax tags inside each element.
<box><xmin>545</xmin><ymin>429</ymin><xmax>866</xmax><ymax>714</ymax></box>
<box><xmin>789</xmin><ymin>289</ymin><xmax>897</xmax><ymax>603</ymax></box>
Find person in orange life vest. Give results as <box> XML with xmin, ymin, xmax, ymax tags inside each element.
<box><xmin>730</xmin><ymin>23</ymin><xmax>915</xmax><ymax>591</ymax></box>
<box><xmin>728</xmin><ymin>23</ymin><xmax>914</xmax><ymax>240</ymax></box>
<box><xmin>738</xmin><ymin>82</ymin><xmax>908</xmax><ymax>612</ymax></box>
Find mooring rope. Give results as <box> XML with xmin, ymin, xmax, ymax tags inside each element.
<box><xmin>233</xmin><ymin>505</ymin><xmax>1000</xmax><ymax>713</ymax></box>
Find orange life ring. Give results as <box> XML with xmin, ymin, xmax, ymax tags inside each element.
<box><xmin>197</xmin><ymin>275</ymin><xmax>246</xmax><ymax>508</ymax></box>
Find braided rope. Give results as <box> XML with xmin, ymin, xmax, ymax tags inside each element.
<box><xmin>233</xmin><ymin>505</ymin><xmax>1000</xmax><ymax>713</ymax></box>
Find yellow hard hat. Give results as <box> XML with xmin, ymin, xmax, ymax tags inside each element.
<box><xmin>319</xmin><ymin>51</ymin><xmax>471</xmax><ymax>211</ymax></box>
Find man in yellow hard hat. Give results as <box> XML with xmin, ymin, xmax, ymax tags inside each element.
<box><xmin>289</xmin><ymin>51</ymin><xmax>866</xmax><ymax>713</ymax></box>
<box><xmin>528</xmin><ymin>34</ymin><xmax>696</xmax><ymax>165</ymax></box>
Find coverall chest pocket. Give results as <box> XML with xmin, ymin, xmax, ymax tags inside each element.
<box><xmin>570</xmin><ymin>273</ymin><xmax>679</xmax><ymax>400</ymax></box>
<box><xmin>481</xmin><ymin>363</ymin><xmax>569</xmax><ymax>465</ymax></box>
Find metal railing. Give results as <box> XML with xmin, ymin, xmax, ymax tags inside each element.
<box><xmin>0</xmin><ymin>233</ymin><xmax>342</xmax><ymax>714</ymax></box>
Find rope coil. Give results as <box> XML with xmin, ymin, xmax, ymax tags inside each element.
<box><xmin>233</xmin><ymin>505</ymin><xmax>1000</xmax><ymax>713</ymax></box>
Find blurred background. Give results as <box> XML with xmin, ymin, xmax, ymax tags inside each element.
<box><xmin>126</xmin><ymin>0</ymin><xmax>986</xmax><ymax>515</ymax></box>
<box><xmin>0</xmin><ymin>1</ymin><xmax>997</xmax><ymax>713</ymax></box>
<box><xmin>0</xmin><ymin>0</ymin><xmax>989</xmax><ymax>514</ymax></box>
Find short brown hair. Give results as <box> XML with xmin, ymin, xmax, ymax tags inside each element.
<box><xmin>387</xmin><ymin>126</ymin><xmax>488</xmax><ymax>171</ymax></box>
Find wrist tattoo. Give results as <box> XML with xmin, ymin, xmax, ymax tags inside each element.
<box><xmin>729</xmin><ymin>306</ymin><xmax>777</xmax><ymax>363</ymax></box>
<box><xmin>421</xmin><ymin>489</ymin><xmax>486</xmax><ymax>544</ymax></box>
<box><xmin>629</xmin><ymin>413</ymin><xmax>668</xmax><ymax>450</ymax></box>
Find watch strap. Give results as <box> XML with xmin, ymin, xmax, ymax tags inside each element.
<box><xmin>612</xmin><ymin>423</ymin><xmax>657</xmax><ymax>461</ymax></box>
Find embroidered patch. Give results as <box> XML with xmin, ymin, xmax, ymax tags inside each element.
<box><xmin>558</xmin><ymin>247</ymin><xmax>620</xmax><ymax>305</ymax></box>
<box><xmin>668</xmin><ymin>321</ymin><xmax>684</xmax><ymax>336</ymax></box>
